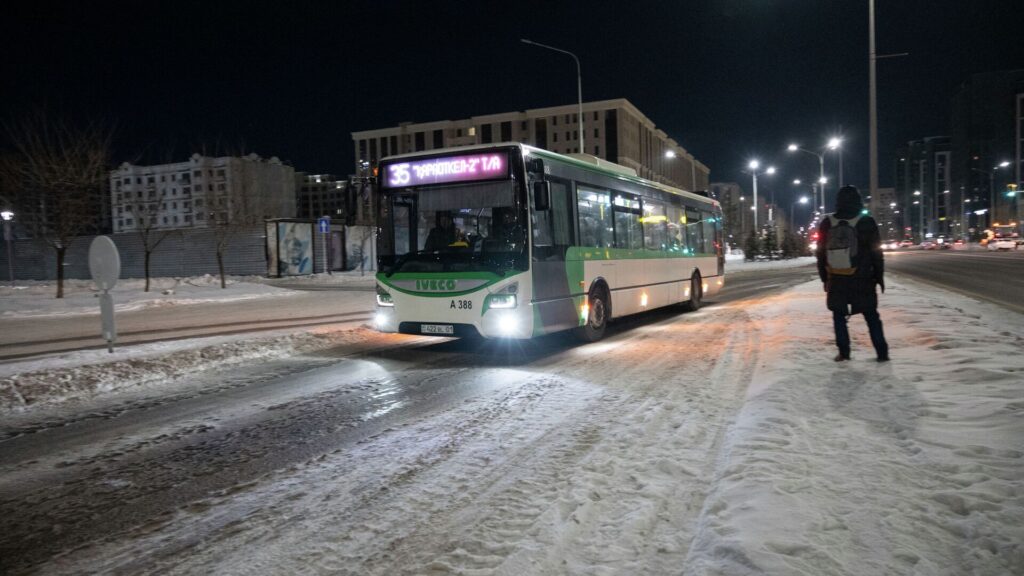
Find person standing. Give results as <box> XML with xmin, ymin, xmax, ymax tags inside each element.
<box><xmin>816</xmin><ymin>185</ymin><xmax>890</xmax><ymax>362</ymax></box>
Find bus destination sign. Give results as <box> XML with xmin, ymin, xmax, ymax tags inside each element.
<box><xmin>384</xmin><ymin>151</ymin><xmax>508</xmax><ymax>188</ymax></box>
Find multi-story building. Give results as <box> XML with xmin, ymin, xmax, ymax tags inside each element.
<box><xmin>873</xmin><ymin>187</ymin><xmax>899</xmax><ymax>241</ymax></box>
<box><xmin>351</xmin><ymin>98</ymin><xmax>710</xmax><ymax>193</ymax></box>
<box><xmin>950</xmin><ymin>69</ymin><xmax>1024</xmax><ymax>228</ymax></box>
<box><xmin>894</xmin><ymin>137</ymin><xmax>952</xmax><ymax>240</ymax></box>
<box><xmin>708</xmin><ymin>182</ymin><xmax>748</xmax><ymax>244</ymax></box>
<box><xmin>110</xmin><ymin>154</ymin><xmax>296</xmax><ymax>233</ymax></box>
<box><xmin>296</xmin><ymin>173</ymin><xmax>348</xmax><ymax>220</ymax></box>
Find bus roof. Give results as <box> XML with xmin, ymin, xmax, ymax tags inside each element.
<box><xmin>379</xmin><ymin>142</ymin><xmax>719</xmax><ymax>209</ymax></box>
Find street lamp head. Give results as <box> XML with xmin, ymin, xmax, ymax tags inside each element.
<box><xmin>787</xmin><ymin>144</ymin><xmax>798</xmax><ymax>152</ymax></box>
<box><xmin>0</xmin><ymin>210</ymin><xmax>12</xmax><ymax>221</ymax></box>
<box><xmin>998</xmin><ymin>161</ymin><xmax>1010</xmax><ymax>168</ymax></box>
<box><xmin>793</xmin><ymin>179</ymin><xmax>802</xmax><ymax>185</ymax></box>
<box><xmin>748</xmin><ymin>160</ymin><xmax>760</xmax><ymax>170</ymax></box>
<box><xmin>665</xmin><ymin>150</ymin><xmax>677</xmax><ymax>159</ymax></box>
<box><xmin>766</xmin><ymin>166</ymin><xmax>776</xmax><ymax>175</ymax></box>
<box><xmin>913</xmin><ymin>190</ymin><xmax>921</xmax><ymax>196</ymax></box>
<box><xmin>818</xmin><ymin>176</ymin><xmax>827</xmax><ymax>184</ymax></box>
<box><xmin>828</xmin><ymin>137</ymin><xmax>842</xmax><ymax>150</ymax></box>
<box><xmin>739</xmin><ymin>196</ymin><xmax>745</xmax><ymax>201</ymax></box>
<box><xmin>799</xmin><ymin>196</ymin><xmax>809</xmax><ymax>204</ymax></box>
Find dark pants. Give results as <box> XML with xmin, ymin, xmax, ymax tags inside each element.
<box><xmin>832</xmin><ymin>308</ymin><xmax>889</xmax><ymax>358</ymax></box>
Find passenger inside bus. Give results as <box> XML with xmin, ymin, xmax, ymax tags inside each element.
<box><xmin>424</xmin><ymin>213</ymin><xmax>456</xmax><ymax>252</ymax></box>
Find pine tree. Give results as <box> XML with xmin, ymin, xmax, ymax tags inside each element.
<box><xmin>743</xmin><ymin>232</ymin><xmax>761</xmax><ymax>261</ymax></box>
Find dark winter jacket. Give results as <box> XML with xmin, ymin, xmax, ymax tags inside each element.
<box><xmin>815</xmin><ymin>186</ymin><xmax>885</xmax><ymax>314</ymax></box>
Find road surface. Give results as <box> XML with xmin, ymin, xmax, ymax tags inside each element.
<box><xmin>0</xmin><ymin>266</ymin><xmax>813</xmax><ymax>574</ymax></box>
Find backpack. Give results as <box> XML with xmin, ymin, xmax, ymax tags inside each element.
<box><xmin>825</xmin><ymin>214</ymin><xmax>861</xmax><ymax>276</ymax></box>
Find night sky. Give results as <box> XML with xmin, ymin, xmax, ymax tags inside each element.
<box><xmin>3</xmin><ymin>0</ymin><xmax>1022</xmax><ymax>209</ymax></box>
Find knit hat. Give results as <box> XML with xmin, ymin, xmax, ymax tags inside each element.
<box><xmin>834</xmin><ymin>185</ymin><xmax>864</xmax><ymax>219</ymax></box>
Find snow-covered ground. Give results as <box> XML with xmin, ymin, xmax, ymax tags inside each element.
<box><xmin>725</xmin><ymin>255</ymin><xmax>816</xmax><ymax>272</ymax></box>
<box><xmin>0</xmin><ymin>271</ymin><xmax>379</xmax><ymax>319</ymax></box>
<box><xmin>20</xmin><ymin>274</ymin><xmax>1021</xmax><ymax>575</ymax></box>
<box><xmin>0</xmin><ymin>275</ymin><xmax>298</xmax><ymax>318</ymax></box>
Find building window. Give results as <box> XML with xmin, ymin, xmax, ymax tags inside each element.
<box><xmin>194</xmin><ymin>170</ymin><xmax>201</xmax><ymax>177</ymax></box>
<box><xmin>217</xmin><ymin>183</ymin><xmax>225</xmax><ymax>191</ymax></box>
<box><xmin>553</xmin><ymin>133</ymin><xmax>558</xmax><ymax>142</ymax></box>
<box><xmin>163</xmin><ymin>217</ymin><xmax>168</xmax><ymax>224</ymax></box>
<box><xmin>126</xmin><ymin>218</ymin><xmax>133</xmax><ymax>226</ymax></box>
<box><xmin>595</xmin><ymin>145</ymin><xmax>600</xmax><ymax>156</ymax></box>
<box><xmin>468</xmin><ymin>126</ymin><xmax>476</xmax><ymax>136</ymax></box>
<box><xmin>552</xmin><ymin>116</ymin><xmax>557</xmax><ymax>126</ymax></box>
<box><xmin>160</xmin><ymin>175</ymin><xmax>166</xmax><ymax>182</ymax></box>
<box><xmin>147</xmin><ymin>176</ymin><xmax>155</xmax><ymax>184</ymax></box>
<box><xmin>593</xmin><ymin>111</ymin><xmax>599</xmax><ymax>121</ymax></box>
<box><xmin>216</xmin><ymin>169</ymin><xmax>225</xmax><ymax>177</ymax></box>
<box><xmin>594</xmin><ymin>128</ymin><xmax>599</xmax><ymax>138</ymax></box>
<box><xmin>197</xmin><ymin>212</ymin><xmax>205</xmax><ymax>220</ymax></box>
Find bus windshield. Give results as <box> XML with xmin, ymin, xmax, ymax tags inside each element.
<box><xmin>379</xmin><ymin>180</ymin><xmax>528</xmax><ymax>275</ymax></box>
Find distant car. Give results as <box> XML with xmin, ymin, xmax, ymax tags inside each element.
<box><xmin>881</xmin><ymin>241</ymin><xmax>898</xmax><ymax>251</ymax></box>
<box><xmin>898</xmin><ymin>240</ymin><xmax>914</xmax><ymax>248</ymax></box>
<box><xmin>987</xmin><ymin>237</ymin><xmax>1017</xmax><ymax>251</ymax></box>
<box><xmin>935</xmin><ymin>236</ymin><xmax>951</xmax><ymax>249</ymax></box>
<box><xmin>920</xmin><ymin>239</ymin><xmax>936</xmax><ymax>250</ymax></box>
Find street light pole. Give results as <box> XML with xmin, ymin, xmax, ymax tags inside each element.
<box><xmin>788</xmin><ymin>144</ymin><xmax>827</xmax><ymax>212</ymax></box>
<box><xmin>521</xmin><ymin>39</ymin><xmax>584</xmax><ymax>153</ymax></box>
<box><xmin>1</xmin><ymin>210</ymin><xmax>13</xmax><ymax>287</ymax></box>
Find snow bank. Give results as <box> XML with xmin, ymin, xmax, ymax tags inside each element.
<box><xmin>725</xmin><ymin>255</ymin><xmax>816</xmax><ymax>272</ymax></box>
<box><xmin>0</xmin><ymin>326</ymin><xmax>375</xmax><ymax>412</ymax></box>
<box><xmin>0</xmin><ymin>275</ymin><xmax>297</xmax><ymax>318</ymax></box>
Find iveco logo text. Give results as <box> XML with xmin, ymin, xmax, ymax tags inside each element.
<box><xmin>416</xmin><ymin>279</ymin><xmax>457</xmax><ymax>291</ymax></box>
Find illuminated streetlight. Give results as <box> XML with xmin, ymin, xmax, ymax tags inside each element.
<box><xmin>828</xmin><ymin>137</ymin><xmax>844</xmax><ymax>187</ymax></box>
<box><xmin>744</xmin><ymin>160</ymin><xmax>776</xmax><ymax>231</ymax></box>
<box><xmin>788</xmin><ymin>143</ymin><xmax>827</xmax><ymax>212</ymax></box>
<box><xmin>665</xmin><ymin>150</ymin><xmax>677</xmax><ymax>159</ymax></box>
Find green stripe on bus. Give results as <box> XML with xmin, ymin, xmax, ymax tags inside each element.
<box><xmin>376</xmin><ymin>271</ymin><xmax>505</xmax><ymax>297</ymax></box>
<box><xmin>566</xmin><ymin>247</ymin><xmax>716</xmax><ymax>260</ymax></box>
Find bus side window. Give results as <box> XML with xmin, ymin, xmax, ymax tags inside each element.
<box><xmin>701</xmin><ymin>210</ymin><xmax>717</xmax><ymax>254</ymax></box>
<box><xmin>667</xmin><ymin>203</ymin><xmax>685</xmax><ymax>252</ymax></box>
<box><xmin>612</xmin><ymin>192</ymin><xmax>642</xmax><ymax>250</ymax></box>
<box><xmin>577</xmin><ymin>185</ymin><xmax>612</xmax><ymax>248</ymax></box>
<box><xmin>685</xmin><ymin>207</ymin><xmax>703</xmax><ymax>253</ymax></box>
<box><xmin>643</xmin><ymin>199</ymin><xmax>669</xmax><ymax>250</ymax></box>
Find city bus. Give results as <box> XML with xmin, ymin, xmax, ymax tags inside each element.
<box><xmin>373</xmin><ymin>143</ymin><xmax>724</xmax><ymax>341</ymax></box>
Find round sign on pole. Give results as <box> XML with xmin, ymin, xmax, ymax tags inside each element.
<box><xmin>89</xmin><ymin>236</ymin><xmax>121</xmax><ymax>291</ymax></box>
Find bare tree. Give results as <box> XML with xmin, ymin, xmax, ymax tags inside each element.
<box><xmin>2</xmin><ymin>112</ymin><xmax>113</xmax><ymax>298</ymax></box>
<box><xmin>127</xmin><ymin>201</ymin><xmax>178</xmax><ymax>292</ymax></box>
<box><xmin>208</xmin><ymin>153</ymin><xmax>281</xmax><ymax>288</ymax></box>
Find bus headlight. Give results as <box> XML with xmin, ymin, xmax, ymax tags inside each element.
<box><xmin>487</xmin><ymin>293</ymin><xmax>517</xmax><ymax>309</ymax></box>
<box><xmin>376</xmin><ymin>286</ymin><xmax>394</xmax><ymax>307</ymax></box>
<box><xmin>486</xmin><ymin>282</ymin><xmax>518</xmax><ymax>310</ymax></box>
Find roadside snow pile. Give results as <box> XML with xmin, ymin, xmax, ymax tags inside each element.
<box><xmin>0</xmin><ymin>326</ymin><xmax>376</xmax><ymax>412</ymax></box>
<box><xmin>0</xmin><ymin>275</ymin><xmax>297</xmax><ymax>318</ymax></box>
<box><xmin>684</xmin><ymin>278</ymin><xmax>1024</xmax><ymax>575</ymax></box>
<box><xmin>725</xmin><ymin>255</ymin><xmax>816</xmax><ymax>272</ymax></box>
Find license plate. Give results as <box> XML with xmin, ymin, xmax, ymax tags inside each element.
<box><xmin>421</xmin><ymin>324</ymin><xmax>454</xmax><ymax>335</ymax></box>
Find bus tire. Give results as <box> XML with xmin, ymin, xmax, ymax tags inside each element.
<box><xmin>682</xmin><ymin>273</ymin><xmax>702</xmax><ymax>312</ymax></box>
<box><xmin>575</xmin><ymin>286</ymin><xmax>609</xmax><ymax>342</ymax></box>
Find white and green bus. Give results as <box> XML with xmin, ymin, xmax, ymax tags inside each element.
<box><xmin>373</xmin><ymin>143</ymin><xmax>724</xmax><ymax>341</ymax></box>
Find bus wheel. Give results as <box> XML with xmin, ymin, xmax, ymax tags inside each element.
<box><xmin>682</xmin><ymin>273</ymin><xmax>702</xmax><ymax>311</ymax></box>
<box><xmin>575</xmin><ymin>287</ymin><xmax>608</xmax><ymax>342</ymax></box>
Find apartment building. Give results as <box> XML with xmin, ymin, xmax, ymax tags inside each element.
<box><xmin>296</xmin><ymin>173</ymin><xmax>348</xmax><ymax>220</ymax></box>
<box><xmin>110</xmin><ymin>153</ymin><xmax>296</xmax><ymax>233</ymax></box>
<box><xmin>351</xmin><ymin>98</ymin><xmax>710</xmax><ymax>192</ymax></box>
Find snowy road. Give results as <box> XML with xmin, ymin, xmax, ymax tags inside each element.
<box><xmin>1</xmin><ymin>268</ymin><xmax>1022</xmax><ymax>575</ymax></box>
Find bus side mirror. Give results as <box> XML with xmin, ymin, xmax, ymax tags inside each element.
<box><xmin>533</xmin><ymin>181</ymin><xmax>551</xmax><ymax>211</ymax></box>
